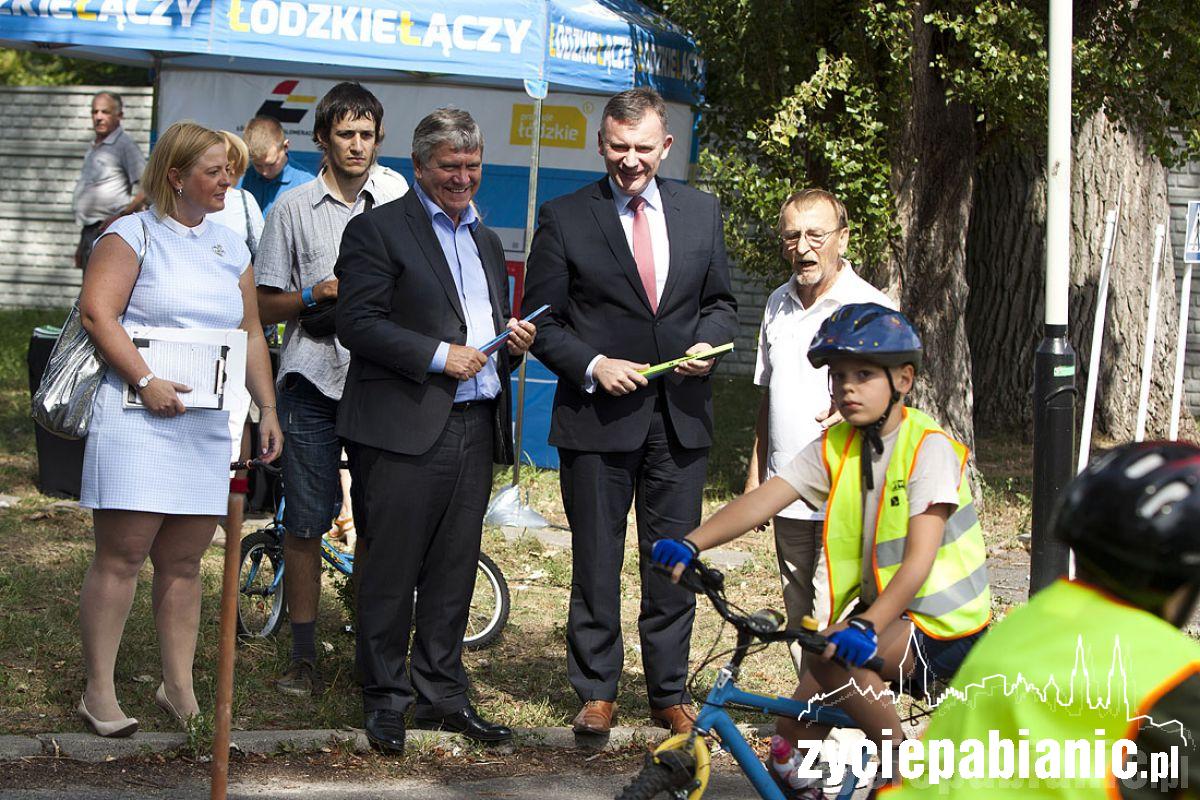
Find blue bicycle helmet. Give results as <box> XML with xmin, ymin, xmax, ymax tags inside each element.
<box><xmin>807</xmin><ymin>302</ymin><xmax>923</xmax><ymax>371</ymax></box>
<box><xmin>808</xmin><ymin>302</ymin><xmax>922</xmax><ymax>490</ymax></box>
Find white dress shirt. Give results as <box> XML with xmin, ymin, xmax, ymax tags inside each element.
<box><xmin>583</xmin><ymin>178</ymin><xmax>672</xmax><ymax>391</ymax></box>
<box><xmin>754</xmin><ymin>260</ymin><xmax>895</xmax><ymax>519</ymax></box>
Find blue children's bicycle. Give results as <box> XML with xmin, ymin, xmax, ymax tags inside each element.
<box><xmin>234</xmin><ymin>460</ymin><xmax>510</xmax><ymax>650</ymax></box>
<box><xmin>615</xmin><ymin>559</ymin><xmax>886</xmax><ymax>800</ymax></box>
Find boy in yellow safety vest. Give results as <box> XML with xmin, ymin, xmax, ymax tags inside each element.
<box><xmin>652</xmin><ymin>302</ymin><xmax>991</xmax><ymax>796</ymax></box>
<box><xmin>879</xmin><ymin>441</ymin><xmax>1200</xmax><ymax>798</ymax></box>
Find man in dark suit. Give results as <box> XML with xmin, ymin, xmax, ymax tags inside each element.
<box><xmin>522</xmin><ymin>87</ymin><xmax>738</xmax><ymax>736</ymax></box>
<box><xmin>334</xmin><ymin>108</ymin><xmax>535</xmax><ymax>754</ymax></box>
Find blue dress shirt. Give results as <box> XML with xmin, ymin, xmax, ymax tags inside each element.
<box><xmin>415</xmin><ymin>183</ymin><xmax>501</xmax><ymax>402</ymax></box>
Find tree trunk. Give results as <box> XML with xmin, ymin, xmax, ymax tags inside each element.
<box><xmin>967</xmin><ymin>109</ymin><xmax>1197</xmax><ymax>443</ymax></box>
<box><xmin>887</xmin><ymin>3</ymin><xmax>979</xmax><ymax>456</ymax></box>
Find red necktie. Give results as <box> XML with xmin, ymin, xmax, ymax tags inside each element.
<box><xmin>628</xmin><ymin>195</ymin><xmax>658</xmax><ymax>313</ymax></box>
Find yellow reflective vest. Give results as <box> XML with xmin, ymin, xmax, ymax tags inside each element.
<box><xmin>881</xmin><ymin>579</ymin><xmax>1200</xmax><ymax>797</ymax></box>
<box><xmin>821</xmin><ymin>407</ymin><xmax>990</xmax><ymax>639</ymax></box>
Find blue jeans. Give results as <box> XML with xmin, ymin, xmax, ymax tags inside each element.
<box><xmin>278</xmin><ymin>373</ymin><xmax>342</xmax><ymax>539</ymax></box>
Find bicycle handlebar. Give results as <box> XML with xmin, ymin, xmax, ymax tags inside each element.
<box><xmin>657</xmin><ymin>560</ymin><xmax>886</xmax><ymax>674</ymax></box>
<box><xmin>230</xmin><ymin>458</ymin><xmax>282</xmax><ymax>476</ymax></box>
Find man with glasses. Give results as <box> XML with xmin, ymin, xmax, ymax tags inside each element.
<box><xmin>745</xmin><ymin>188</ymin><xmax>894</xmax><ymax>678</ymax></box>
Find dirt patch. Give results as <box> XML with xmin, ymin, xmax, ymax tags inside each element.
<box><xmin>0</xmin><ymin>744</ymin><xmax>650</xmax><ymax>793</ymax></box>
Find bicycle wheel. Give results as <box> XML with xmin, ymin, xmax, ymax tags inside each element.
<box><xmin>237</xmin><ymin>528</ymin><xmax>286</xmax><ymax>639</ymax></box>
<box><xmin>615</xmin><ymin>761</ymin><xmax>690</xmax><ymax>800</ymax></box>
<box><xmin>463</xmin><ymin>552</ymin><xmax>510</xmax><ymax>650</ymax></box>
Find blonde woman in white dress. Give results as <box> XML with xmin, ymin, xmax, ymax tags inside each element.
<box><xmin>77</xmin><ymin>121</ymin><xmax>283</xmax><ymax>737</ymax></box>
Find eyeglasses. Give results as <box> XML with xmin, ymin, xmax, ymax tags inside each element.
<box><xmin>779</xmin><ymin>226</ymin><xmax>844</xmax><ymax>248</ymax></box>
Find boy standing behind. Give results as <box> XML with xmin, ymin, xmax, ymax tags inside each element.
<box><xmin>241</xmin><ymin>115</ymin><xmax>315</xmax><ymax>216</ymax></box>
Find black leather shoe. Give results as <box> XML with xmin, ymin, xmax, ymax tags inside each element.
<box><xmin>412</xmin><ymin>705</ymin><xmax>514</xmax><ymax>742</ymax></box>
<box><xmin>364</xmin><ymin>709</ymin><xmax>406</xmax><ymax>753</ymax></box>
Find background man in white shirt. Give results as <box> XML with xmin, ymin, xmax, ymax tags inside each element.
<box><xmin>745</xmin><ymin>188</ymin><xmax>895</xmax><ymax>676</ymax></box>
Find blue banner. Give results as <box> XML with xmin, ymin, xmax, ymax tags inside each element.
<box><xmin>0</xmin><ymin>0</ymin><xmax>702</xmax><ymax>103</ymax></box>
<box><xmin>544</xmin><ymin>0</ymin><xmax>703</xmax><ymax>104</ymax></box>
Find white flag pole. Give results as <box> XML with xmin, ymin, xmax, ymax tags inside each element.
<box><xmin>1169</xmin><ymin>259</ymin><xmax>1193</xmax><ymax>441</ymax></box>
<box><xmin>1134</xmin><ymin>224</ymin><xmax>1166</xmax><ymax>442</ymax></box>
<box><xmin>1077</xmin><ymin>202</ymin><xmax>1120</xmax><ymax>473</ymax></box>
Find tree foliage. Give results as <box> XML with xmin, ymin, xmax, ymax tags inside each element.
<box><xmin>656</xmin><ymin>0</ymin><xmax>1200</xmax><ymax>284</ymax></box>
<box><xmin>0</xmin><ymin>50</ymin><xmax>148</xmax><ymax>87</ymax></box>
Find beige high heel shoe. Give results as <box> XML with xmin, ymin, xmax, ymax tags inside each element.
<box><xmin>78</xmin><ymin>697</ymin><xmax>138</xmax><ymax>738</ymax></box>
<box><xmin>328</xmin><ymin>511</ymin><xmax>354</xmax><ymax>542</ymax></box>
<box><xmin>155</xmin><ymin>683</ymin><xmax>195</xmax><ymax>729</ymax></box>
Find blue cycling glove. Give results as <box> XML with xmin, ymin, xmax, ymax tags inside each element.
<box><xmin>651</xmin><ymin>538</ymin><xmax>699</xmax><ymax>569</ymax></box>
<box><xmin>828</xmin><ymin>618</ymin><xmax>878</xmax><ymax>667</ymax></box>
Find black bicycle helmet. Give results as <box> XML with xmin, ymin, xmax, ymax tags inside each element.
<box><xmin>1054</xmin><ymin>441</ymin><xmax>1200</xmax><ymax>616</ymax></box>
<box><xmin>807</xmin><ymin>302</ymin><xmax>923</xmax><ymax>371</ymax></box>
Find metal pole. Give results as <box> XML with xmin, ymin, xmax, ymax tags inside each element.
<box><xmin>1135</xmin><ymin>224</ymin><xmax>1166</xmax><ymax>442</ymax></box>
<box><xmin>1077</xmin><ymin>204</ymin><xmax>1120</xmax><ymax>473</ymax></box>
<box><xmin>149</xmin><ymin>55</ymin><xmax>161</xmax><ymax>146</ymax></box>
<box><xmin>1171</xmin><ymin>261</ymin><xmax>1194</xmax><ymax>440</ymax></box>
<box><xmin>1030</xmin><ymin>0</ymin><xmax>1076</xmax><ymax>595</ymax></box>
<box><xmin>512</xmin><ymin>97</ymin><xmax>543</xmax><ymax>487</ymax></box>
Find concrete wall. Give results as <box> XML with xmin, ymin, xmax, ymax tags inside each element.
<box><xmin>0</xmin><ymin>84</ymin><xmax>768</xmax><ymax>374</ymax></box>
<box><xmin>0</xmin><ymin>85</ymin><xmax>154</xmax><ymax>308</ymax></box>
<box><xmin>723</xmin><ymin>265</ymin><xmax>769</xmax><ymax>378</ymax></box>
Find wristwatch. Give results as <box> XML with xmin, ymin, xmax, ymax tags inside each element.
<box><xmin>136</xmin><ymin>373</ymin><xmax>155</xmax><ymax>390</ymax></box>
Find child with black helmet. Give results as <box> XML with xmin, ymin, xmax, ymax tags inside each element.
<box><xmin>652</xmin><ymin>302</ymin><xmax>992</xmax><ymax>794</ymax></box>
<box><xmin>880</xmin><ymin>441</ymin><xmax>1200</xmax><ymax>797</ymax></box>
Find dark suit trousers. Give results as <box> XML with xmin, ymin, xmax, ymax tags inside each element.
<box><xmin>559</xmin><ymin>395</ymin><xmax>708</xmax><ymax>708</ymax></box>
<box><xmin>349</xmin><ymin>403</ymin><xmax>494</xmax><ymax>715</ymax></box>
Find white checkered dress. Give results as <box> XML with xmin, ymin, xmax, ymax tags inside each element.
<box><xmin>80</xmin><ymin>211</ymin><xmax>250</xmax><ymax>515</ymax></box>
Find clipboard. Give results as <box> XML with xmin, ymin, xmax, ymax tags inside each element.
<box><xmin>480</xmin><ymin>304</ymin><xmax>551</xmax><ymax>356</ymax></box>
<box><xmin>122</xmin><ymin>328</ymin><xmax>247</xmax><ymax>411</ymax></box>
<box><xmin>638</xmin><ymin>342</ymin><xmax>735</xmax><ymax>379</ymax></box>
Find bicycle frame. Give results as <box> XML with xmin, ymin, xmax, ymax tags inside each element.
<box><xmin>238</xmin><ymin>462</ymin><xmax>350</xmax><ymax>575</ymax></box>
<box><xmin>694</xmin><ymin>667</ymin><xmax>859</xmax><ymax>800</ymax></box>
<box><xmin>241</xmin><ymin>494</ymin><xmax>353</xmax><ymax>601</ymax></box>
<box><xmin>660</xmin><ymin>561</ymin><xmax>876</xmax><ymax>800</ymax></box>
<box><xmin>319</xmin><ymin>537</ymin><xmax>353</xmax><ymax>575</ymax></box>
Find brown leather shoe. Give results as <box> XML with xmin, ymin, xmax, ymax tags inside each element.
<box><xmin>650</xmin><ymin>703</ymin><xmax>697</xmax><ymax>735</ymax></box>
<box><xmin>572</xmin><ymin>700</ymin><xmax>617</xmax><ymax>735</ymax></box>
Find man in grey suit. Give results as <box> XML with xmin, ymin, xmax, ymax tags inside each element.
<box><xmin>335</xmin><ymin>108</ymin><xmax>535</xmax><ymax>754</ymax></box>
<box><xmin>523</xmin><ymin>87</ymin><xmax>738</xmax><ymax>736</ymax></box>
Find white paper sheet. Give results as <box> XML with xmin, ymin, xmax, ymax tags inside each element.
<box><xmin>122</xmin><ymin>327</ymin><xmax>248</xmax><ymax>411</ymax></box>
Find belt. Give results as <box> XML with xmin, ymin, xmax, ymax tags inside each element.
<box><xmin>451</xmin><ymin>398</ymin><xmax>496</xmax><ymax>412</ymax></box>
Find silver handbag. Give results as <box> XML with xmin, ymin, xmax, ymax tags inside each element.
<box><xmin>31</xmin><ymin>218</ymin><xmax>148</xmax><ymax>440</ymax></box>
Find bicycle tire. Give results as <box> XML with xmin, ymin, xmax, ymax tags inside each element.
<box><xmin>237</xmin><ymin>528</ymin><xmax>286</xmax><ymax>639</ymax></box>
<box><xmin>614</xmin><ymin>763</ymin><xmax>682</xmax><ymax>800</ymax></box>
<box><xmin>462</xmin><ymin>552</ymin><xmax>510</xmax><ymax>650</ymax></box>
